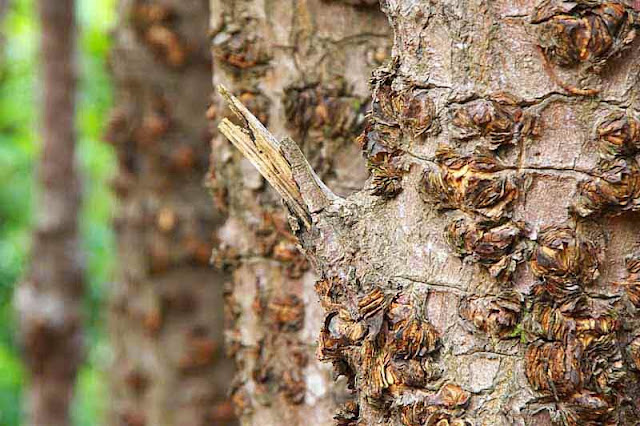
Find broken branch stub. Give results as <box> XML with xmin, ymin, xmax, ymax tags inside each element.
<box><xmin>217</xmin><ymin>85</ymin><xmax>338</xmax><ymax>230</ymax></box>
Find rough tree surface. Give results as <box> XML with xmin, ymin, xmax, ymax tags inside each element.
<box><xmin>218</xmin><ymin>0</ymin><xmax>640</xmax><ymax>425</ymax></box>
<box><xmin>208</xmin><ymin>0</ymin><xmax>391</xmax><ymax>424</ymax></box>
<box><xmin>15</xmin><ymin>1</ymin><xmax>84</xmax><ymax>425</ymax></box>
<box><xmin>105</xmin><ymin>1</ymin><xmax>234</xmax><ymax>424</ymax></box>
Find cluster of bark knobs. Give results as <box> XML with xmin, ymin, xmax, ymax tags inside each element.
<box><xmin>215</xmin><ymin>1</ymin><xmax>640</xmax><ymax>425</ymax></box>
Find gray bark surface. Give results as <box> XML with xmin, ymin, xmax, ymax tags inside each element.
<box><xmin>218</xmin><ymin>0</ymin><xmax>640</xmax><ymax>425</ymax></box>
<box><xmin>106</xmin><ymin>1</ymin><xmax>235</xmax><ymax>425</ymax></box>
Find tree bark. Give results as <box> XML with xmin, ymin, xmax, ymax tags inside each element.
<box><xmin>208</xmin><ymin>1</ymin><xmax>391</xmax><ymax>424</ymax></box>
<box><xmin>106</xmin><ymin>1</ymin><xmax>235</xmax><ymax>425</ymax></box>
<box><xmin>15</xmin><ymin>1</ymin><xmax>84</xmax><ymax>425</ymax></box>
<box><xmin>0</xmin><ymin>0</ymin><xmax>6</xmax><ymax>49</ymax></box>
<box><xmin>218</xmin><ymin>0</ymin><xmax>640</xmax><ymax>424</ymax></box>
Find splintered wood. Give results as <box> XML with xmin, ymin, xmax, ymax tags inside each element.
<box><xmin>217</xmin><ymin>85</ymin><xmax>311</xmax><ymax>228</ymax></box>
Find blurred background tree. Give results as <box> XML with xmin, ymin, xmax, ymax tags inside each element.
<box><xmin>105</xmin><ymin>1</ymin><xmax>234</xmax><ymax>424</ymax></box>
<box><xmin>0</xmin><ymin>0</ymin><xmax>116</xmax><ymax>424</ymax></box>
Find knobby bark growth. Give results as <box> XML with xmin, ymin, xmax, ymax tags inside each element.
<box><xmin>105</xmin><ymin>1</ymin><xmax>234</xmax><ymax>424</ymax></box>
<box><xmin>208</xmin><ymin>0</ymin><xmax>391</xmax><ymax>424</ymax></box>
<box><xmin>15</xmin><ymin>1</ymin><xmax>84</xmax><ymax>425</ymax></box>
<box><xmin>218</xmin><ymin>0</ymin><xmax>640</xmax><ymax>424</ymax></box>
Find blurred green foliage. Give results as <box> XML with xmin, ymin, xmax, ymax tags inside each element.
<box><xmin>0</xmin><ymin>0</ymin><xmax>117</xmax><ymax>424</ymax></box>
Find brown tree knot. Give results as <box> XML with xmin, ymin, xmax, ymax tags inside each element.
<box><xmin>358</xmin><ymin>287</ymin><xmax>389</xmax><ymax>320</ymax></box>
<box><xmin>266</xmin><ymin>294</ymin><xmax>305</xmax><ymax>332</ymax></box>
<box><xmin>459</xmin><ymin>292</ymin><xmax>523</xmax><ymax>338</ymax></box>
<box><xmin>524</xmin><ymin>224</ymin><xmax>628</xmax><ymax>425</ymax></box>
<box><xmin>387</xmin><ymin>292</ymin><xmax>440</xmax><ymax>359</ymax></box>
<box><xmin>283</xmin><ymin>82</ymin><xmax>368</xmax><ymax>140</ymax></box>
<box><xmin>124</xmin><ymin>368</ymin><xmax>150</xmax><ymax>395</ymax></box>
<box><xmin>573</xmin><ymin>111</ymin><xmax>640</xmax><ymax>217</ymax></box>
<box><xmin>399</xmin><ymin>384</ymin><xmax>471</xmax><ymax>426</ymax></box>
<box><xmin>178</xmin><ymin>332</ymin><xmax>219</xmax><ymax>372</ymax></box>
<box><xmin>358</xmin><ymin>63</ymin><xmax>439</xmax><ymax>200</ymax></box>
<box><xmin>572</xmin><ymin>157</ymin><xmax>640</xmax><ymax>217</ymax></box>
<box><xmin>533</xmin><ymin>2</ymin><xmax>637</xmax><ymax>69</ymax></box>
<box><xmin>622</xmin><ymin>251</ymin><xmax>640</xmax><ymax>307</ymax></box>
<box><xmin>212</xmin><ymin>15</ymin><xmax>270</xmax><ymax>71</ymax></box>
<box><xmin>369</xmin><ymin>63</ymin><xmax>439</xmax><ymax>139</ymax></box>
<box><xmin>334</xmin><ymin>400</ymin><xmax>360</xmax><ymax>426</ymax></box>
<box><xmin>525</xmin><ymin>333</ymin><xmax>625</xmax><ymax>404</ymax></box>
<box><xmin>273</xmin><ymin>240</ymin><xmax>310</xmax><ymax>279</ymax></box>
<box><xmin>368</xmin><ymin>152</ymin><xmax>405</xmax><ymax>199</ymax></box>
<box><xmin>596</xmin><ymin>112</ymin><xmax>640</xmax><ymax>159</ymax></box>
<box><xmin>525</xmin><ymin>300</ymin><xmax>620</xmax><ymax>342</ymax></box>
<box><xmin>525</xmin><ymin>337</ymin><xmax>624</xmax><ymax>424</ymax></box>
<box><xmin>317</xmin><ymin>284</ymin><xmax>442</xmax><ymax>404</ymax></box>
<box><xmin>361</xmin><ymin>290</ymin><xmax>442</xmax><ymax>399</ymax></box>
<box><xmin>119</xmin><ymin>411</ymin><xmax>147</xmax><ymax>426</ymax></box>
<box><xmin>421</xmin><ymin>146</ymin><xmax>520</xmax><ymax>220</ymax></box>
<box><xmin>131</xmin><ymin>1</ymin><xmax>188</xmax><ymax>67</ymax></box>
<box><xmin>554</xmin><ymin>390</ymin><xmax>616</xmax><ymax>426</ymax></box>
<box><xmin>533</xmin><ymin>1</ymin><xmax>638</xmax><ymax>95</ymax></box>
<box><xmin>529</xmin><ymin>226</ymin><xmax>600</xmax><ymax>303</ymax></box>
<box><xmin>357</xmin><ymin>121</ymin><xmax>406</xmax><ymax>199</ymax></box>
<box><xmin>450</xmin><ymin>94</ymin><xmax>539</xmax><ymax>150</ymax></box>
<box><xmin>525</xmin><ymin>302</ymin><xmax>576</xmax><ymax>341</ymax></box>
<box><xmin>580</xmin><ymin>333</ymin><xmax>625</xmax><ymax>395</ymax></box>
<box><xmin>315</xmin><ymin>276</ymin><xmax>346</xmax><ymax>311</ymax></box>
<box><xmin>526</xmin><ymin>339</ymin><xmax>584</xmax><ymax>396</ymax></box>
<box><xmin>446</xmin><ymin>217</ymin><xmax>527</xmax><ymax>283</ymax></box>
<box><xmin>319</xmin><ymin>310</ymin><xmax>368</xmax><ymax>360</ymax></box>
<box><xmin>252</xmin><ymin>337</ymin><xmax>309</xmax><ymax>406</ymax></box>
<box><xmin>316</xmin><ymin>280</ymin><xmax>368</xmax><ymax>360</ymax></box>
<box><xmin>124</xmin><ymin>94</ymin><xmax>172</xmax><ymax>151</ymax></box>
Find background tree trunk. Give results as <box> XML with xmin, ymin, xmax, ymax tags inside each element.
<box><xmin>0</xmin><ymin>0</ymin><xmax>6</xmax><ymax>50</ymax></box>
<box><xmin>105</xmin><ymin>1</ymin><xmax>235</xmax><ymax>425</ymax></box>
<box><xmin>15</xmin><ymin>1</ymin><xmax>84</xmax><ymax>425</ymax></box>
<box><xmin>208</xmin><ymin>1</ymin><xmax>391</xmax><ymax>424</ymax></box>
<box><xmin>218</xmin><ymin>0</ymin><xmax>640</xmax><ymax>424</ymax></box>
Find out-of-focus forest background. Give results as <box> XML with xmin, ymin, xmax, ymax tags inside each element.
<box><xmin>0</xmin><ymin>1</ymin><xmax>116</xmax><ymax>424</ymax></box>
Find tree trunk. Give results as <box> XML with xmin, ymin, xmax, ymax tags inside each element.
<box><xmin>208</xmin><ymin>1</ymin><xmax>391</xmax><ymax>424</ymax></box>
<box><xmin>15</xmin><ymin>1</ymin><xmax>84</xmax><ymax>425</ymax></box>
<box><xmin>217</xmin><ymin>0</ymin><xmax>640</xmax><ymax>424</ymax></box>
<box><xmin>0</xmin><ymin>0</ymin><xmax>6</xmax><ymax>49</ymax></box>
<box><xmin>105</xmin><ymin>1</ymin><xmax>235</xmax><ymax>425</ymax></box>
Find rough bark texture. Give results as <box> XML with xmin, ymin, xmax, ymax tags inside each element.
<box><xmin>15</xmin><ymin>1</ymin><xmax>84</xmax><ymax>425</ymax></box>
<box><xmin>208</xmin><ymin>1</ymin><xmax>391</xmax><ymax>424</ymax></box>
<box><xmin>218</xmin><ymin>0</ymin><xmax>640</xmax><ymax>425</ymax></box>
<box><xmin>105</xmin><ymin>1</ymin><xmax>235</xmax><ymax>425</ymax></box>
